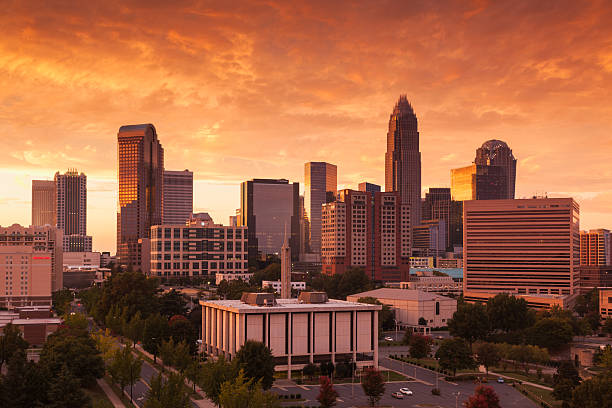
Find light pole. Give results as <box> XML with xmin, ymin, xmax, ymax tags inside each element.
<box><xmin>453</xmin><ymin>391</ymin><xmax>461</xmax><ymax>408</ymax></box>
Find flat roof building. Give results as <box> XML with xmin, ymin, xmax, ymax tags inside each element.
<box><xmin>580</xmin><ymin>229</ymin><xmax>611</xmax><ymax>266</ymax></box>
<box><xmin>163</xmin><ymin>170</ymin><xmax>193</xmax><ymax>225</ymax></box>
<box><xmin>599</xmin><ymin>288</ymin><xmax>612</xmax><ymax>318</ymax></box>
<box><xmin>31</xmin><ymin>180</ymin><xmax>55</xmax><ymax>227</ymax></box>
<box><xmin>200</xmin><ymin>293</ymin><xmax>381</xmax><ymax>375</ymax></box>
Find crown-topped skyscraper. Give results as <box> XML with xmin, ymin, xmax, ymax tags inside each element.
<box><xmin>385</xmin><ymin>95</ymin><xmax>422</xmax><ymax>225</ymax></box>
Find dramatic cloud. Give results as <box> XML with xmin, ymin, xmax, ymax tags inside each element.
<box><xmin>0</xmin><ymin>0</ymin><xmax>611</xmax><ymax>251</ymax></box>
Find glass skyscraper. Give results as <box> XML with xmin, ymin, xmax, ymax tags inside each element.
<box><xmin>304</xmin><ymin>162</ymin><xmax>337</xmax><ymax>256</ymax></box>
<box><xmin>117</xmin><ymin>124</ymin><xmax>164</xmax><ymax>269</ymax></box>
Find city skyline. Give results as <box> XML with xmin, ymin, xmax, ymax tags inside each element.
<box><xmin>1</xmin><ymin>1</ymin><xmax>612</xmax><ymax>252</ymax></box>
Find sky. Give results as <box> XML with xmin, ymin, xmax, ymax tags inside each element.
<box><xmin>1</xmin><ymin>0</ymin><xmax>611</xmax><ymax>253</ymax></box>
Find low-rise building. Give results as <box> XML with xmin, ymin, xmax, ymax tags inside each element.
<box><xmin>400</xmin><ymin>276</ymin><xmax>462</xmax><ymax>295</ymax></box>
<box><xmin>600</xmin><ymin>287</ymin><xmax>612</xmax><ymax>318</ymax></box>
<box><xmin>347</xmin><ymin>288</ymin><xmax>457</xmax><ymax>329</ymax></box>
<box><xmin>464</xmin><ymin>290</ymin><xmax>575</xmax><ymax>310</ymax></box>
<box><xmin>409</xmin><ymin>257</ymin><xmax>434</xmax><ymax>268</ymax></box>
<box><xmin>262</xmin><ymin>280</ymin><xmax>306</xmax><ymax>293</ymax></box>
<box><xmin>0</xmin><ymin>306</ymin><xmax>61</xmax><ymax>346</ymax></box>
<box><xmin>200</xmin><ymin>292</ymin><xmax>381</xmax><ymax>375</ymax></box>
<box><xmin>63</xmin><ymin>251</ymin><xmax>101</xmax><ymax>269</ymax></box>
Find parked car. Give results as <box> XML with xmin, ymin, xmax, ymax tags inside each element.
<box><xmin>497</xmin><ymin>377</ymin><xmax>505</xmax><ymax>383</ymax></box>
<box><xmin>399</xmin><ymin>388</ymin><xmax>413</xmax><ymax>396</ymax></box>
<box><xmin>391</xmin><ymin>392</ymin><xmax>404</xmax><ymax>399</ymax></box>
<box><xmin>384</xmin><ymin>336</ymin><xmax>394</xmax><ymax>342</ymax></box>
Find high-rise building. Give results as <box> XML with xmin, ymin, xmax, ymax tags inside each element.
<box><xmin>32</xmin><ymin>180</ymin><xmax>55</xmax><ymax>227</ymax></box>
<box><xmin>580</xmin><ymin>229</ymin><xmax>611</xmax><ymax>266</ymax></box>
<box><xmin>239</xmin><ymin>179</ymin><xmax>299</xmax><ymax>264</ymax></box>
<box><xmin>117</xmin><ymin>124</ymin><xmax>164</xmax><ymax>270</ymax></box>
<box><xmin>421</xmin><ymin>188</ymin><xmax>454</xmax><ymax>251</ymax></box>
<box><xmin>358</xmin><ymin>182</ymin><xmax>381</xmax><ymax>194</ymax></box>
<box><xmin>385</xmin><ymin>95</ymin><xmax>421</xmax><ymax>225</ymax></box>
<box><xmin>54</xmin><ymin>170</ymin><xmax>91</xmax><ymax>252</ymax></box>
<box><xmin>0</xmin><ymin>224</ymin><xmax>63</xmax><ymax>308</ymax></box>
<box><xmin>474</xmin><ymin>140</ymin><xmax>517</xmax><ymax>199</ymax></box>
<box><xmin>321</xmin><ymin>189</ymin><xmax>410</xmax><ymax>282</ymax></box>
<box><xmin>463</xmin><ymin>198</ymin><xmax>580</xmax><ymax>297</ymax></box>
<box><xmin>304</xmin><ymin>162</ymin><xmax>337</xmax><ymax>255</ymax></box>
<box><xmin>412</xmin><ymin>219</ymin><xmax>446</xmax><ymax>257</ymax></box>
<box><xmin>163</xmin><ymin>170</ymin><xmax>193</xmax><ymax>225</ymax></box>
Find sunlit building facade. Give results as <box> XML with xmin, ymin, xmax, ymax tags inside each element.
<box><xmin>55</xmin><ymin>170</ymin><xmax>91</xmax><ymax>252</ymax></box>
<box><xmin>163</xmin><ymin>169</ymin><xmax>193</xmax><ymax>225</ymax></box>
<box><xmin>117</xmin><ymin>124</ymin><xmax>164</xmax><ymax>270</ymax></box>
<box><xmin>31</xmin><ymin>180</ymin><xmax>56</xmax><ymax>227</ymax></box>
<box><xmin>580</xmin><ymin>229</ymin><xmax>611</xmax><ymax>266</ymax></box>
<box><xmin>304</xmin><ymin>162</ymin><xmax>337</xmax><ymax>256</ymax></box>
<box><xmin>474</xmin><ymin>139</ymin><xmax>517</xmax><ymax>199</ymax></box>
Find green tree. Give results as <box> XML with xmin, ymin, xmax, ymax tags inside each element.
<box><xmin>93</xmin><ymin>328</ymin><xmax>119</xmax><ymax>365</ymax></box>
<box><xmin>250</xmin><ymin>263</ymin><xmax>281</xmax><ymax>287</ymax></box>
<box><xmin>303</xmin><ymin>363</ymin><xmax>317</xmax><ymax>380</ymax></box>
<box><xmin>47</xmin><ymin>364</ymin><xmax>91</xmax><ymax>408</ymax></box>
<box><xmin>234</xmin><ymin>340</ymin><xmax>275</xmax><ymax>390</ymax></box>
<box><xmin>409</xmin><ymin>335</ymin><xmax>431</xmax><ymax>360</ymax></box>
<box><xmin>218</xmin><ymin>370</ymin><xmax>280</xmax><ymax>408</ymax></box>
<box><xmin>448</xmin><ymin>302</ymin><xmax>489</xmax><ymax>345</ymax></box>
<box><xmin>475</xmin><ymin>342</ymin><xmax>501</xmax><ymax>376</ymax></box>
<box><xmin>361</xmin><ymin>367</ymin><xmax>385</xmax><ymax>407</ymax></box>
<box><xmin>602</xmin><ymin>317</ymin><xmax>612</xmax><ymax>336</ymax></box>
<box><xmin>63</xmin><ymin>312</ymin><xmax>89</xmax><ymax>330</ymax></box>
<box><xmin>465</xmin><ymin>385</ymin><xmax>501</xmax><ymax>408</ymax></box>
<box><xmin>199</xmin><ymin>355</ymin><xmax>236</xmax><ymax>405</ymax></box>
<box><xmin>126</xmin><ymin>311</ymin><xmax>145</xmax><ymax>347</ymax></box>
<box><xmin>52</xmin><ymin>289</ymin><xmax>73</xmax><ymax>316</ymax></box>
<box><xmin>217</xmin><ymin>279</ymin><xmax>255</xmax><ymax>300</ymax></box>
<box><xmin>435</xmin><ymin>338</ymin><xmax>475</xmax><ymax>376</ymax></box>
<box><xmin>571</xmin><ymin>374</ymin><xmax>612</xmax><ymax>408</ymax></box>
<box><xmin>109</xmin><ymin>347</ymin><xmax>143</xmax><ymax>404</ymax></box>
<box><xmin>317</xmin><ymin>376</ymin><xmax>338</xmax><ymax>408</ymax></box>
<box><xmin>487</xmin><ymin>293</ymin><xmax>532</xmax><ymax>332</ymax></box>
<box><xmin>169</xmin><ymin>315</ymin><xmax>199</xmax><ymax>354</ymax></box>
<box><xmin>185</xmin><ymin>360</ymin><xmax>203</xmax><ymax>392</ymax></box>
<box><xmin>552</xmin><ymin>360</ymin><xmax>581</xmax><ymax>407</ymax></box>
<box><xmin>402</xmin><ymin>328</ymin><xmax>412</xmax><ymax>345</ymax></box>
<box><xmin>159</xmin><ymin>290</ymin><xmax>188</xmax><ymax>318</ymax></box>
<box><xmin>527</xmin><ymin>318</ymin><xmax>573</xmax><ymax>351</ymax></box>
<box><xmin>142</xmin><ymin>313</ymin><xmax>169</xmax><ymax>363</ymax></box>
<box><xmin>418</xmin><ymin>317</ymin><xmax>427</xmax><ymax>326</ymax></box>
<box><xmin>0</xmin><ymin>351</ymin><xmax>49</xmax><ymax>408</ymax></box>
<box><xmin>144</xmin><ymin>372</ymin><xmax>191</xmax><ymax>408</ymax></box>
<box><xmin>172</xmin><ymin>339</ymin><xmax>192</xmax><ymax>374</ymax></box>
<box><xmin>0</xmin><ymin>323</ymin><xmax>29</xmax><ymax>371</ymax></box>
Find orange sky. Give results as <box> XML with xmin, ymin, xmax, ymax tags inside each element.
<box><xmin>1</xmin><ymin>0</ymin><xmax>612</xmax><ymax>252</ymax></box>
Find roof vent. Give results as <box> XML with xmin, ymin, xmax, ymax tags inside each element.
<box><xmin>240</xmin><ymin>292</ymin><xmax>277</xmax><ymax>306</ymax></box>
<box><xmin>298</xmin><ymin>292</ymin><xmax>328</xmax><ymax>304</ymax></box>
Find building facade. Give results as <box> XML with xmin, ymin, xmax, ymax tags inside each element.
<box><xmin>63</xmin><ymin>252</ymin><xmax>101</xmax><ymax>269</ymax></box>
<box><xmin>577</xmin><ymin>265</ymin><xmax>612</xmax><ymax>293</ymax></box>
<box><xmin>0</xmin><ymin>224</ymin><xmax>63</xmax><ymax>309</ymax></box>
<box><xmin>304</xmin><ymin>162</ymin><xmax>337</xmax><ymax>256</ymax></box>
<box><xmin>321</xmin><ymin>189</ymin><xmax>410</xmax><ymax>282</ymax></box>
<box><xmin>474</xmin><ymin>139</ymin><xmax>517</xmax><ymax>199</ymax></box>
<box><xmin>384</xmin><ymin>95</ymin><xmax>421</xmax><ymax>226</ymax></box>
<box><xmin>262</xmin><ymin>280</ymin><xmax>306</xmax><ymax>293</ymax></box>
<box><xmin>580</xmin><ymin>229</ymin><xmax>611</xmax><ymax>266</ymax></box>
<box><xmin>463</xmin><ymin>198</ymin><xmax>580</xmax><ymax>296</ymax></box>
<box><xmin>358</xmin><ymin>182</ymin><xmax>381</xmax><ymax>194</ymax></box>
<box><xmin>200</xmin><ymin>292</ymin><xmax>381</xmax><ymax>374</ymax></box>
<box><xmin>599</xmin><ymin>288</ymin><xmax>612</xmax><ymax>318</ymax></box>
<box><xmin>163</xmin><ymin>170</ymin><xmax>193</xmax><ymax>225</ymax></box>
<box><xmin>412</xmin><ymin>219</ymin><xmax>446</xmax><ymax>257</ymax></box>
<box><xmin>150</xmin><ymin>214</ymin><xmax>249</xmax><ymax>284</ymax></box>
<box><xmin>117</xmin><ymin>124</ymin><xmax>164</xmax><ymax>270</ymax></box>
<box><xmin>32</xmin><ymin>180</ymin><xmax>55</xmax><ymax>227</ymax></box>
<box><xmin>400</xmin><ymin>276</ymin><xmax>462</xmax><ymax>295</ymax></box>
<box><xmin>239</xmin><ymin>179</ymin><xmax>300</xmax><ymax>264</ymax></box>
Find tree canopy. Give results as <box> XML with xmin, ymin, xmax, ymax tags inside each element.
<box><xmin>435</xmin><ymin>338</ymin><xmax>475</xmax><ymax>376</ymax></box>
<box><xmin>234</xmin><ymin>340</ymin><xmax>276</xmax><ymax>390</ymax></box>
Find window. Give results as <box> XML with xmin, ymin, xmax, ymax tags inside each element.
<box><xmin>435</xmin><ymin>301</ymin><xmax>440</xmax><ymax>315</ymax></box>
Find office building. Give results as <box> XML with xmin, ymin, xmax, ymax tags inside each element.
<box><xmin>321</xmin><ymin>189</ymin><xmax>410</xmax><ymax>282</ymax></box>
<box><xmin>358</xmin><ymin>182</ymin><xmax>381</xmax><ymax>194</ymax></box>
<box><xmin>229</xmin><ymin>216</ymin><xmax>237</xmax><ymax>227</ymax></box>
<box><xmin>0</xmin><ymin>224</ymin><xmax>63</xmax><ymax>309</ymax></box>
<box><xmin>150</xmin><ymin>213</ymin><xmax>249</xmax><ymax>284</ymax></box>
<box><xmin>463</xmin><ymin>198</ymin><xmax>580</xmax><ymax>298</ymax></box>
<box><xmin>163</xmin><ymin>170</ymin><xmax>193</xmax><ymax>225</ymax></box>
<box><xmin>117</xmin><ymin>124</ymin><xmax>164</xmax><ymax>270</ymax></box>
<box><xmin>262</xmin><ymin>280</ymin><xmax>306</xmax><ymax>293</ymax></box>
<box><xmin>577</xmin><ymin>265</ymin><xmax>612</xmax><ymax>293</ymax></box>
<box><xmin>422</xmin><ymin>188</ymin><xmax>456</xmax><ymax>251</ymax></box>
<box><xmin>100</xmin><ymin>251</ymin><xmax>113</xmax><ymax>267</ymax></box>
<box><xmin>32</xmin><ymin>180</ymin><xmax>55</xmax><ymax>227</ymax></box>
<box><xmin>399</xmin><ymin>277</ymin><xmax>462</xmax><ymax>295</ymax></box>
<box><xmin>385</xmin><ymin>95</ymin><xmax>421</xmax><ymax>226</ymax></box>
<box><xmin>200</xmin><ymin>292</ymin><xmax>381</xmax><ymax>374</ymax></box>
<box><xmin>409</xmin><ymin>257</ymin><xmax>434</xmax><ymax>268</ymax></box>
<box><xmin>304</xmin><ymin>162</ymin><xmax>337</xmax><ymax>256</ymax></box>
<box><xmin>474</xmin><ymin>139</ymin><xmax>517</xmax><ymax>199</ymax></box>
<box><xmin>0</xmin><ymin>307</ymin><xmax>61</xmax><ymax>346</ymax></box>
<box><xmin>580</xmin><ymin>229</ymin><xmax>611</xmax><ymax>266</ymax></box>
<box><xmin>347</xmin><ymin>288</ymin><xmax>457</xmax><ymax>330</ymax></box>
<box><xmin>63</xmin><ymin>252</ymin><xmax>101</xmax><ymax>269</ymax></box>
<box><xmin>599</xmin><ymin>288</ymin><xmax>612</xmax><ymax>318</ymax></box>
<box><xmin>412</xmin><ymin>219</ymin><xmax>446</xmax><ymax>257</ymax></box>
<box><xmin>239</xmin><ymin>179</ymin><xmax>299</xmax><ymax>264</ymax></box>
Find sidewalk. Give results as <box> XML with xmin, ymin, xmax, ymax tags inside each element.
<box><xmin>487</xmin><ymin>370</ymin><xmax>553</xmax><ymax>391</ymax></box>
<box><xmin>97</xmin><ymin>378</ymin><xmax>126</xmax><ymax>408</ymax></box>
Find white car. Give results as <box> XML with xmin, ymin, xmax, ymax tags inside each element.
<box><xmin>384</xmin><ymin>336</ymin><xmax>394</xmax><ymax>341</ymax></box>
<box><xmin>399</xmin><ymin>388</ymin><xmax>413</xmax><ymax>396</ymax></box>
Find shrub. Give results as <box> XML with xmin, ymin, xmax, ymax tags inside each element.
<box><xmin>431</xmin><ymin>388</ymin><xmax>441</xmax><ymax>395</ymax></box>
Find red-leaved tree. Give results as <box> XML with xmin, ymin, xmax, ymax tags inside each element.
<box><xmin>465</xmin><ymin>385</ymin><xmax>501</xmax><ymax>408</ymax></box>
<box><xmin>317</xmin><ymin>376</ymin><xmax>338</xmax><ymax>408</ymax></box>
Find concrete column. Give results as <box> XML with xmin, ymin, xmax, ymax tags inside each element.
<box><xmin>238</xmin><ymin>313</ymin><xmax>245</xmax><ymax>349</ymax></box>
<box><xmin>352</xmin><ymin>310</ymin><xmax>357</xmax><ymax>363</ymax></box>
<box><xmin>229</xmin><ymin>312</ymin><xmax>236</xmax><ymax>357</ymax></box>
<box><xmin>373</xmin><ymin>310</ymin><xmax>379</xmax><ymax>369</ymax></box>
<box><xmin>203</xmin><ymin>306</ymin><xmax>208</xmax><ymax>353</ymax></box>
<box><xmin>223</xmin><ymin>310</ymin><xmax>229</xmax><ymax>354</ymax></box>
<box><xmin>210</xmin><ymin>307</ymin><xmax>216</xmax><ymax>352</ymax></box>
<box><xmin>216</xmin><ymin>309</ymin><xmax>223</xmax><ymax>355</ymax></box>
<box><xmin>287</xmin><ymin>312</ymin><xmax>292</xmax><ymax>379</ymax></box>
<box><xmin>265</xmin><ymin>313</ymin><xmax>270</xmax><ymax>348</ymax></box>
<box><xmin>331</xmin><ymin>311</ymin><xmax>336</xmax><ymax>364</ymax></box>
<box><xmin>309</xmin><ymin>312</ymin><xmax>314</xmax><ymax>364</ymax></box>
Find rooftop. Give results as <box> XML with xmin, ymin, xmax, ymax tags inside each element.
<box><xmin>348</xmin><ymin>288</ymin><xmax>454</xmax><ymax>302</ymax></box>
<box><xmin>200</xmin><ymin>297</ymin><xmax>381</xmax><ymax>312</ymax></box>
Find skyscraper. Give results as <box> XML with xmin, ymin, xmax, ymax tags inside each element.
<box><xmin>239</xmin><ymin>179</ymin><xmax>299</xmax><ymax>264</ymax></box>
<box><xmin>32</xmin><ymin>180</ymin><xmax>55</xmax><ymax>227</ymax></box>
<box><xmin>580</xmin><ymin>229</ymin><xmax>611</xmax><ymax>266</ymax></box>
<box><xmin>55</xmin><ymin>170</ymin><xmax>91</xmax><ymax>252</ymax></box>
<box><xmin>117</xmin><ymin>124</ymin><xmax>164</xmax><ymax>269</ymax></box>
<box><xmin>163</xmin><ymin>169</ymin><xmax>193</xmax><ymax>225</ymax></box>
<box><xmin>385</xmin><ymin>95</ymin><xmax>421</xmax><ymax>225</ymax></box>
<box><xmin>304</xmin><ymin>162</ymin><xmax>337</xmax><ymax>255</ymax></box>
<box><xmin>474</xmin><ymin>140</ymin><xmax>517</xmax><ymax>199</ymax></box>
<box><xmin>358</xmin><ymin>182</ymin><xmax>381</xmax><ymax>194</ymax></box>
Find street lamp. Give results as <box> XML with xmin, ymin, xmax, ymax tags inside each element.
<box><xmin>453</xmin><ymin>391</ymin><xmax>461</xmax><ymax>408</ymax></box>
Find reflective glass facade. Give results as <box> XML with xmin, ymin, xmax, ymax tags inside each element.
<box><xmin>304</xmin><ymin>162</ymin><xmax>337</xmax><ymax>255</ymax></box>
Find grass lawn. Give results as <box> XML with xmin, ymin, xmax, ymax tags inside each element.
<box><xmin>493</xmin><ymin>369</ymin><xmax>553</xmax><ymax>387</ymax></box>
<box><xmin>516</xmin><ymin>383</ymin><xmax>562</xmax><ymax>408</ymax></box>
<box><xmin>295</xmin><ymin>369</ymin><xmax>408</xmax><ymax>385</ymax></box>
<box><xmin>391</xmin><ymin>356</ymin><xmax>479</xmax><ymax>374</ymax></box>
<box><xmin>83</xmin><ymin>382</ymin><xmax>114</xmax><ymax>408</ymax></box>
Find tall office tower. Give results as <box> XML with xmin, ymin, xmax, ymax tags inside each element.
<box><xmin>321</xmin><ymin>189</ymin><xmax>410</xmax><ymax>282</ymax></box>
<box><xmin>117</xmin><ymin>124</ymin><xmax>164</xmax><ymax>270</ymax></box>
<box><xmin>163</xmin><ymin>170</ymin><xmax>193</xmax><ymax>224</ymax></box>
<box><xmin>54</xmin><ymin>170</ymin><xmax>91</xmax><ymax>252</ymax></box>
<box><xmin>298</xmin><ymin>195</ymin><xmax>308</xmax><ymax>257</ymax></box>
<box><xmin>421</xmin><ymin>188</ymin><xmax>453</xmax><ymax>251</ymax></box>
<box><xmin>304</xmin><ymin>162</ymin><xmax>337</xmax><ymax>256</ymax></box>
<box><xmin>0</xmin><ymin>224</ymin><xmax>63</xmax><ymax>308</ymax></box>
<box><xmin>32</xmin><ymin>180</ymin><xmax>56</xmax><ymax>227</ymax></box>
<box><xmin>463</xmin><ymin>198</ymin><xmax>580</xmax><ymax>298</ymax></box>
<box><xmin>385</xmin><ymin>95</ymin><xmax>421</xmax><ymax>226</ymax></box>
<box><xmin>412</xmin><ymin>219</ymin><xmax>446</xmax><ymax>257</ymax></box>
<box><xmin>580</xmin><ymin>229</ymin><xmax>611</xmax><ymax>266</ymax></box>
<box><xmin>239</xmin><ymin>179</ymin><xmax>300</xmax><ymax>264</ymax></box>
<box><xmin>474</xmin><ymin>140</ymin><xmax>517</xmax><ymax>199</ymax></box>
<box><xmin>358</xmin><ymin>182</ymin><xmax>381</xmax><ymax>194</ymax></box>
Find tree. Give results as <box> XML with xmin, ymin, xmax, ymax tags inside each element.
<box><xmin>448</xmin><ymin>302</ymin><xmax>489</xmax><ymax>345</ymax></box>
<box><xmin>361</xmin><ymin>367</ymin><xmax>385</xmax><ymax>407</ymax></box>
<box><xmin>435</xmin><ymin>338</ymin><xmax>475</xmax><ymax>376</ymax></box>
<box><xmin>553</xmin><ymin>360</ymin><xmax>580</xmax><ymax>406</ymax></box>
<box><xmin>218</xmin><ymin>370</ymin><xmax>280</xmax><ymax>408</ymax></box>
<box><xmin>47</xmin><ymin>364</ymin><xmax>91</xmax><ymax>408</ymax></box>
<box><xmin>303</xmin><ymin>363</ymin><xmax>317</xmax><ymax>380</ymax></box>
<box><xmin>418</xmin><ymin>317</ymin><xmax>427</xmax><ymax>326</ymax></box>
<box><xmin>52</xmin><ymin>289</ymin><xmax>73</xmax><ymax>316</ymax></box>
<box><xmin>169</xmin><ymin>315</ymin><xmax>199</xmax><ymax>354</ymax></box>
<box><xmin>409</xmin><ymin>335</ymin><xmax>431</xmax><ymax>360</ymax></box>
<box><xmin>527</xmin><ymin>318</ymin><xmax>573</xmax><ymax>351</ymax></box>
<box><xmin>93</xmin><ymin>328</ymin><xmax>119</xmax><ymax>365</ymax></box>
<box><xmin>317</xmin><ymin>376</ymin><xmax>338</xmax><ymax>408</ymax></box>
<box><xmin>465</xmin><ymin>385</ymin><xmax>501</xmax><ymax>408</ymax></box>
<box><xmin>335</xmin><ymin>361</ymin><xmax>355</xmax><ymax>379</ymax></box>
<box><xmin>487</xmin><ymin>294</ymin><xmax>532</xmax><ymax>332</ymax></box>
<box><xmin>475</xmin><ymin>343</ymin><xmax>501</xmax><ymax>376</ymax></box>
<box><xmin>63</xmin><ymin>312</ymin><xmax>89</xmax><ymax>330</ymax></box>
<box><xmin>199</xmin><ymin>355</ymin><xmax>236</xmax><ymax>405</ymax></box>
<box><xmin>250</xmin><ymin>263</ymin><xmax>281</xmax><ymax>287</ymax></box>
<box><xmin>109</xmin><ymin>347</ymin><xmax>143</xmax><ymax>404</ymax></box>
<box><xmin>402</xmin><ymin>328</ymin><xmax>412</xmax><ymax>345</ymax></box>
<box><xmin>602</xmin><ymin>317</ymin><xmax>612</xmax><ymax>336</ymax></box>
<box><xmin>0</xmin><ymin>351</ymin><xmax>49</xmax><ymax>408</ymax></box>
<box><xmin>159</xmin><ymin>290</ymin><xmax>188</xmax><ymax>318</ymax></box>
<box><xmin>320</xmin><ymin>361</ymin><xmax>335</xmax><ymax>378</ymax></box>
<box><xmin>142</xmin><ymin>313</ymin><xmax>169</xmax><ymax>363</ymax></box>
<box><xmin>0</xmin><ymin>323</ymin><xmax>28</xmax><ymax>371</ymax></box>
<box><xmin>185</xmin><ymin>360</ymin><xmax>203</xmax><ymax>392</ymax></box>
<box><xmin>126</xmin><ymin>311</ymin><xmax>145</xmax><ymax>347</ymax></box>
<box><xmin>217</xmin><ymin>279</ymin><xmax>255</xmax><ymax>300</ymax></box>
<box><xmin>234</xmin><ymin>340</ymin><xmax>275</xmax><ymax>390</ymax></box>
<box><xmin>144</xmin><ymin>373</ymin><xmax>191</xmax><ymax>408</ymax></box>
<box><xmin>571</xmin><ymin>374</ymin><xmax>612</xmax><ymax>408</ymax></box>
